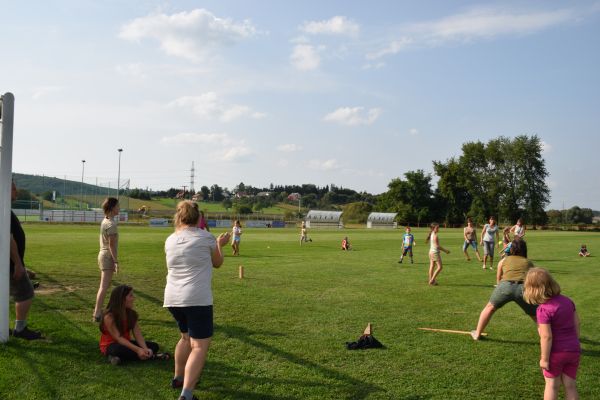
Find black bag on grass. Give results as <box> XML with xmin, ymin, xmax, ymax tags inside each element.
<box><xmin>346</xmin><ymin>334</ymin><xmax>383</xmax><ymax>350</ymax></box>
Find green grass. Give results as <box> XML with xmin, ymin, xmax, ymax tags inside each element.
<box><xmin>1</xmin><ymin>226</ymin><xmax>598</xmax><ymax>399</ymax></box>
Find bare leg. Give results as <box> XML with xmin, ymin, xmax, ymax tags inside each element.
<box><xmin>463</xmin><ymin>249</ymin><xmax>470</xmax><ymax>261</ymax></box>
<box><xmin>543</xmin><ymin>376</ymin><xmax>560</xmax><ymax>400</ymax></box>
<box><xmin>430</xmin><ymin>259</ymin><xmax>443</xmax><ymax>284</ymax></box>
<box><xmin>483</xmin><ymin>254</ymin><xmax>488</xmax><ymax>269</ymax></box>
<box><xmin>183</xmin><ymin>337</ymin><xmax>212</xmax><ymax>392</ymax></box>
<box><xmin>93</xmin><ymin>269</ymin><xmax>114</xmax><ymax>318</ymax></box>
<box><xmin>473</xmin><ymin>303</ymin><xmax>496</xmax><ymax>339</ymax></box>
<box><xmin>174</xmin><ymin>333</ymin><xmax>192</xmax><ymax>379</ymax></box>
<box><xmin>475</xmin><ymin>249</ymin><xmax>482</xmax><ymax>262</ymax></box>
<box><xmin>562</xmin><ymin>374</ymin><xmax>578</xmax><ymax>400</ymax></box>
<box><xmin>428</xmin><ymin>255</ymin><xmax>435</xmax><ymax>283</ymax></box>
<box><xmin>15</xmin><ymin>299</ymin><xmax>32</xmax><ymax>321</ymax></box>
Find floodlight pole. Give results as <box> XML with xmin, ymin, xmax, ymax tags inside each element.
<box><xmin>0</xmin><ymin>93</ymin><xmax>15</xmax><ymax>343</ymax></box>
<box><xmin>117</xmin><ymin>148</ymin><xmax>123</xmax><ymax>201</ymax></box>
<box><xmin>80</xmin><ymin>160</ymin><xmax>85</xmax><ymax>210</ymax></box>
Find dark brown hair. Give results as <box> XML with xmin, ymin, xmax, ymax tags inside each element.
<box><xmin>102</xmin><ymin>197</ymin><xmax>119</xmax><ymax>216</ymax></box>
<box><xmin>509</xmin><ymin>238</ymin><xmax>527</xmax><ymax>258</ymax></box>
<box><xmin>100</xmin><ymin>284</ymin><xmax>138</xmax><ymax>335</ymax></box>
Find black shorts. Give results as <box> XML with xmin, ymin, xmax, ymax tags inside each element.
<box><xmin>168</xmin><ymin>305</ymin><xmax>213</xmax><ymax>339</ymax></box>
<box><xmin>9</xmin><ymin>266</ymin><xmax>35</xmax><ymax>302</ymax></box>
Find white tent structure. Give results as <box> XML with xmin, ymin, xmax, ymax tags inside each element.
<box><xmin>1</xmin><ymin>93</ymin><xmax>15</xmax><ymax>343</ymax></box>
<box><xmin>305</xmin><ymin>210</ymin><xmax>343</xmax><ymax>228</ymax></box>
<box><xmin>367</xmin><ymin>212</ymin><xmax>398</xmax><ymax>229</ymax></box>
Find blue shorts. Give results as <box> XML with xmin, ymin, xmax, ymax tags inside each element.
<box><xmin>402</xmin><ymin>246</ymin><xmax>413</xmax><ymax>256</ymax></box>
<box><xmin>168</xmin><ymin>305</ymin><xmax>214</xmax><ymax>339</ymax></box>
<box><xmin>462</xmin><ymin>240</ymin><xmax>478</xmax><ymax>252</ymax></box>
<box><xmin>233</xmin><ymin>237</ymin><xmax>241</xmax><ymax>242</ymax></box>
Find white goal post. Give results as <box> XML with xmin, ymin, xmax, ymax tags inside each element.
<box><xmin>0</xmin><ymin>92</ymin><xmax>15</xmax><ymax>343</ymax></box>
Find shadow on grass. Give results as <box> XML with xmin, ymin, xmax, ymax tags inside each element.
<box><xmin>216</xmin><ymin>324</ymin><xmax>383</xmax><ymax>399</ymax></box>
<box><xmin>444</xmin><ymin>283</ymin><xmax>494</xmax><ymax>288</ymax></box>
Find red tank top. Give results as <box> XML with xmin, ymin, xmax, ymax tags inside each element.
<box><xmin>99</xmin><ymin>316</ymin><xmax>131</xmax><ymax>355</ymax></box>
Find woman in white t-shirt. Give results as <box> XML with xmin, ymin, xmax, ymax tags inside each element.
<box><xmin>510</xmin><ymin>218</ymin><xmax>526</xmax><ymax>239</ymax></box>
<box><xmin>164</xmin><ymin>200</ymin><xmax>230</xmax><ymax>400</ymax></box>
<box><xmin>480</xmin><ymin>216</ymin><xmax>500</xmax><ymax>270</ymax></box>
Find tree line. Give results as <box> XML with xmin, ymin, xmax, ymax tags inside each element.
<box><xmin>376</xmin><ymin>135</ymin><xmax>551</xmax><ymax>226</ymax></box>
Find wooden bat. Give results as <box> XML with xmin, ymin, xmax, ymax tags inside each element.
<box><xmin>418</xmin><ymin>327</ymin><xmax>488</xmax><ymax>336</ymax></box>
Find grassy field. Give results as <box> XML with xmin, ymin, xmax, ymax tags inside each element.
<box><xmin>1</xmin><ymin>225</ymin><xmax>598</xmax><ymax>399</ymax></box>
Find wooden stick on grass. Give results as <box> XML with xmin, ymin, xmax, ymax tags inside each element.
<box><xmin>418</xmin><ymin>327</ymin><xmax>488</xmax><ymax>336</ymax></box>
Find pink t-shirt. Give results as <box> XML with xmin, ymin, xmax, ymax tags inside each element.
<box><xmin>537</xmin><ymin>294</ymin><xmax>580</xmax><ymax>353</ymax></box>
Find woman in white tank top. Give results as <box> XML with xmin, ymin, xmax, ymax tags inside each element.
<box><xmin>426</xmin><ymin>223</ymin><xmax>450</xmax><ymax>286</ymax></box>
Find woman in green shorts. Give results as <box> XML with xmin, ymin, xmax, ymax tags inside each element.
<box><xmin>471</xmin><ymin>238</ymin><xmax>537</xmax><ymax>340</ymax></box>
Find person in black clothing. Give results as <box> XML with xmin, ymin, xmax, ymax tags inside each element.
<box><xmin>9</xmin><ymin>180</ymin><xmax>42</xmax><ymax>340</ymax></box>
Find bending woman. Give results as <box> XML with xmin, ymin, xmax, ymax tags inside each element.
<box><xmin>471</xmin><ymin>239</ymin><xmax>537</xmax><ymax>340</ymax></box>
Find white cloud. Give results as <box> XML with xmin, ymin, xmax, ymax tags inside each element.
<box><xmin>277</xmin><ymin>143</ymin><xmax>303</xmax><ymax>152</ymax></box>
<box><xmin>115</xmin><ymin>63</ymin><xmax>148</xmax><ymax>80</ymax></box>
<box><xmin>160</xmin><ymin>132</ymin><xmax>231</xmax><ymax>145</ymax></box>
<box><xmin>300</xmin><ymin>16</ymin><xmax>360</xmax><ymax>36</ymax></box>
<box><xmin>31</xmin><ymin>86</ymin><xmax>63</xmax><ymax>100</ymax></box>
<box><xmin>308</xmin><ymin>159</ymin><xmax>340</xmax><ymax>171</ymax></box>
<box><xmin>366</xmin><ymin>37</ymin><xmax>413</xmax><ymax>60</ymax></box>
<box><xmin>541</xmin><ymin>141</ymin><xmax>552</xmax><ymax>153</ymax></box>
<box><xmin>368</xmin><ymin>6</ymin><xmax>578</xmax><ymax>59</ymax></box>
<box><xmin>119</xmin><ymin>9</ymin><xmax>256</xmax><ymax>61</ymax></box>
<box><xmin>277</xmin><ymin>159</ymin><xmax>290</xmax><ymax>167</ymax></box>
<box><xmin>414</xmin><ymin>7</ymin><xmax>575</xmax><ymax>42</ymax></box>
<box><xmin>290</xmin><ymin>44</ymin><xmax>321</xmax><ymax>71</ymax></box>
<box><xmin>221</xmin><ymin>146</ymin><xmax>253</xmax><ymax>161</ymax></box>
<box><xmin>409</xmin><ymin>128</ymin><xmax>419</xmax><ymax>136</ymax></box>
<box><xmin>323</xmin><ymin>107</ymin><xmax>382</xmax><ymax>126</ymax></box>
<box><xmin>167</xmin><ymin>92</ymin><xmax>263</xmax><ymax>122</ymax></box>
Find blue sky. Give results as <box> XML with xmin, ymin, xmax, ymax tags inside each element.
<box><xmin>1</xmin><ymin>1</ymin><xmax>599</xmax><ymax>210</ymax></box>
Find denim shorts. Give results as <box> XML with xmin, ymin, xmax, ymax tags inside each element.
<box><xmin>168</xmin><ymin>305</ymin><xmax>214</xmax><ymax>339</ymax></box>
<box><xmin>483</xmin><ymin>241</ymin><xmax>495</xmax><ymax>256</ymax></box>
<box><xmin>462</xmin><ymin>240</ymin><xmax>478</xmax><ymax>252</ymax></box>
<box><xmin>489</xmin><ymin>281</ymin><xmax>537</xmax><ymax>316</ymax></box>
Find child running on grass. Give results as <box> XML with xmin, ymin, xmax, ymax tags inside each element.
<box><xmin>524</xmin><ymin>268</ymin><xmax>581</xmax><ymax>400</ymax></box>
<box><xmin>398</xmin><ymin>226</ymin><xmax>415</xmax><ymax>264</ymax></box>
<box><xmin>300</xmin><ymin>221</ymin><xmax>312</xmax><ymax>245</ymax></box>
<box><xmin>426</xmin><ymin>223</ymin><xmax>450</xmax><ymax>286</ymax></box>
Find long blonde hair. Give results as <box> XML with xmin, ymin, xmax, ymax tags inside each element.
<box><xmin>523</xmin><ymin>268</ymin><xmax>561</xmax><ymax>305</ymax></box>
<box><xmin>425</xmin><ymin>223</ymin><xmax>439</xmax><ymax>243</ymax></box>
<box><xmin>174</xmin><ymin>200</ymin><xmax>200</xmax><ymax>228</ymax></box>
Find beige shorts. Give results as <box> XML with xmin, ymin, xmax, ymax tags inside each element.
<box><xmin>98</xmin><ymin>251</ymin><xmax>115</xmax><ymax>271</ymax></box>
<box><xmin>429</xmin><ymin>250</ymin><xmax>441</xmax><ymax>262</ymax></box>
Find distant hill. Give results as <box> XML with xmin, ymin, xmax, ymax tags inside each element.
<box><xmin>13</xmin><ymin>173</ymin><xmax>116</xmax><ymax>197</ymax></box>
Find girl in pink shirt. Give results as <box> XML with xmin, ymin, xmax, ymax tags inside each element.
<box><xmin>524</xmin><ymin>268</ymin><xmax>581</xmax><ymax>400</ymax></box>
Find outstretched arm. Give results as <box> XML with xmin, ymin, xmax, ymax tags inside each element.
<box><xmin>212</xmin><ymin>232</ymin><xmax>230</xmax><ymax>268</ymax></box>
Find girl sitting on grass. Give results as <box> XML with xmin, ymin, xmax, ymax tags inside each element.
<box><xmin>524</xmin><ymin>268</ymin><xmax>580</xmax><ymax>400</ymax></box>
<box><xmin>99</xmin><ymin>285</ymin><xmax>167</xmax><ymax>365</ymax></box>
<box><xmin>426</xmin><ymin>223</ymin><xmax>450</xmax><ymax>286</ymax></box>
<box><xmin>578</xmin><ymin>244</ymin><xmax>590</xmax><ymax>257</ymax></box>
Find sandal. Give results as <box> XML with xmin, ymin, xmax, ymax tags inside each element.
<box><xmin>154</xmin><ymin>352</ymin><xmax>171</xmax><ymax>360</ymax></box>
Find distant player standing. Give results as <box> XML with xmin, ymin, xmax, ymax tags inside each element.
<box><xmin>462</xmin><ymin>218</ymin><xmax>482</xmax><ymax>262</ymax></box>
<box><xmin>398</xmin><ymin>226</ymin><xmax>415</xmax><ymax>264</ymax></box>
<box><xmin>300</xmin><ymin>221</ymin><xmax>312</xmax><ymax>245</ymax></box>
